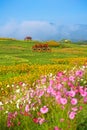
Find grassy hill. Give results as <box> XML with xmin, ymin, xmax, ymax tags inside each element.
<box><xmin>0</xmin><ymin>40</ymin><xmax>87</xmax><ymax>65</ymax></box>
<box><xmin>0</xmin><ymin>39</ymin><xmax>87</xmax><ymax>85</ymax></box>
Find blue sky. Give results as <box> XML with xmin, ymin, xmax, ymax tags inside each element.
<box><xmin>0</xmin><ymin>0</ymin><xmax>87</xmax><ymax>40</ymax></box>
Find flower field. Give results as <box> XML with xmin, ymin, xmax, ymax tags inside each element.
<box><xmin>1</xmin><ymin>65</ymin><xmax>87</xmax><ymax>130</ymax></box>
<box><xmin>0</xmin><ymin>40</ymin><xmax>87</xmax><ymax>130</ymax></box>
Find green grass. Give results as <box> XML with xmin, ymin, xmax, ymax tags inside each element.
<box><xmin>0</xmin><ymin>39</ymin><xmax>87</xmax><ymax>84</ymax></box>
<box><xmin>0</xmin><ymin>40</ymin><xmax>87</xmax><ymax>66</ymax></box>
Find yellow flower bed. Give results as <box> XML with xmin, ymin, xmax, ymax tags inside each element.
<box><xmin>1</xmin><ymin>57</ymin><xmax>87</xmax><ymax>86</ymax></box>
<box><xmin>51</xmin><ymin>57</ymin><xmax>87</xmax><ymax>66</ymax></box>
<box><xmin>46</xmin><ymin>40</ymin><xmax>60</xmax><ymax>47</ymax></box>
<box><xmin>0</xmin><ymin>64</ymin><xmax>30</xmax><ymax>74</ymax></box>
<box><xmin>0</xmin><ymin>64</ymin><xmax>71</xmax><ymax>99</ymax></box>
<box><xmin>1</xmin><ymin>64</ymin><xmax>69</xmax><ymax>83</ymax></box>
<box><xmin>1</xmin><ymin>57</ymin><xmax>87</xmax><ymax>99</ymax></box>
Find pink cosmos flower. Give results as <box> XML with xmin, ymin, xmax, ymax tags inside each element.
<box><xmin>63</xmin><ymin>77</ymin><xmax>68</xmax><ymax>82</ymax></box>
<box><xmin>19</xmin><ymin>82</ymin><xmax>23</xmax><ymax>85</ymax></box>
<box><xmin>7</xmin><ymin>112</ymin><xmax>15</xmax><ymax>127</ymax></box>
<box><xmin>50</xmin><ymin>80</ymin><xmax>54</xmax><ymax>86</ymax></box>
<box><xmin>69</xmin><ymin>90</ymin><xmax>76</xmax><ymax>97</ymax></box>
<box><xmin>47</xmin><ymin>86</ymin><xmax>54</xmax><ymax>94</ymax></box>
<box><xmin>57</xmin><ymin>83</ymin><xmax>62</xmax><ymax>90</ymax></box>
<box><xmin>60</xmin><ymin>98</ymin><xmax>67</xmax><ymax>105</ymax></box>
<box><xmin>38</xmin><ymin>90</ymin><xmax>44</xmax><ymax>97</ymax></box>
<box><xmin>38</xmin><ymin>117</ymin><xmax>45</xmax><ymax>125</ymax></box>
<box><xmin>51</xmin><ymin>90</ymin><xmax>56</xmax><ymax>96</ymax></box>
<box><xmin>71</xmin><ymin>107</ymin><xmax>78</xmax><ymax>111</ymax></box>
<box><xmin>69</xmin><ymin>76</ymin><xmax>75</xmax><ymax>82</ymax></box>
<box><xmin>13</xmin><ymin>111</ymin><xmax>18</xmax><ymax>118</ymax></box>
<box><xmin>84</xmin><ymin>88</ymin><xmax>87</xmax><ymax>93</ymax></box>
<box><xmin>69</xmin><ymin>111</ymin><xmax>76</xmax><ymax>119</ymax></box>
<box><xmin>40</xmin><ymin>106</ymin><xmax>48</xmax><ymax>114</ymax></box>
<box><xmin>71</xmin><ymin>98</ymin><xmax>77</xmax><ymax>105</ymax></box>
<box><xmin>54</xmin><ymin>126</ymin><xmax>61</xmax><ymax>130</ymax></box>
<box><xmin>79</xmin><ymin>86</ymin><xmax>84</xmax><ymax>95</ymax></box>
<box><xmin>57</xmin><ymin>72</ymin><xmax>63</xmax><ymax>77</ymax></box>
<box><xmin>79</xmin><ymin>88</ymin><xmax>87</xmax><ymax>97</ymax></box>
<box><xmin>79</xmin><ymin>106</ymin><xmax>83</xmax><ymax>111</ymax></box>
<box><xmin>25</xmin><ymin>104</ymin><xmax>29</xmax><ymax>112</ymax></box>
<box><xmin>54</xmin><ymin>126</ymin><xmax>59</xmax><ymax>130</ymax></box>
<box><xmin>84</xmin><ymin>97</ymin><xmax>87</xmax><ymax>103</ymax></box>
<box><xmin>75</xmin><ymin>70</ymin><xmax>83</xmax><ymax>77</ymax></box>
<box><xmin>68</xmin><ymin>82</ymin><xmax>74</xmax><ymax>88</ymax></box>
<box><xmin>41</xmin><ymin>77</ymin><xmax>46</xmax><ymax>84</ymax></box>
<box><xmin>7</xmin><ymin>121</ymin><xmax>14</xmax><ymax>127</ymax></box>
<box><xmin>33</xmin><ymin>117</ymin><xmax>45</xmax><ymax>125</ymax></box>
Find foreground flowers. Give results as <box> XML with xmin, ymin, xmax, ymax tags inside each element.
<box><xmin>0</xmin><ymin>65</ymin><xmax>87</xmax><ymax>130</ymax></box>
<box><xmin>40</xmin><ymin>106</ymin><xmax>49</xmax><ymax>114</ymax></box>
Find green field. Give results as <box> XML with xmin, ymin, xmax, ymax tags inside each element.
<box><xmin>0</xmin><ymin>40</ymin><xmax>87</xmax><ymax>84</ymax></box>
<box><xmin>0</xmin><ymin>40</ymin><xmax>87</xmax><ymax>65</ymax></box>
<box><xmin>0</xmin><ymin>40</ymin><xmax>87</xmax><ymax>130</ymax></box>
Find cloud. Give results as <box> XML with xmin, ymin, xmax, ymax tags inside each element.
<box><xmin>0</xmin><ymin>21</ymin><xmax>58</xmax><ymax>40</ymax></box>
<box><xmin>0</xmin><ymin>21</ymin><xmax>18</xmax><ymax>37</ymax></box>
<box><xmin>0</xmin><ymin>20</ymin><xmax>87</xmax><ymax>41</ymax></box>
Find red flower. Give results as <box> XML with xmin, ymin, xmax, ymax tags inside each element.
<box><xmin>33</xmin><ymin>118</ymin><xmax>39</xmax><ymax>123</ymax></box>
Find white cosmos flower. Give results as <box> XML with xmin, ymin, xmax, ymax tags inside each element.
<box><xmin>0</xmin><ymin>101</ymin><xmax>3</xmax><ymax>106</ymax></box>
<box><xmin>32</xmin><ymin>107</ymin><xmax>36</xmax><ymax>111</ymax></box>
<box><xmin>17</xmin><ymin>99</ymin><xmax>20</xmax><ymax>103</ymax></box>
<box><xmin>5</xmin><ymin>111</ymin><xmax>8</xmax><ymax>114</ymax></box>
<box><xmin>12</xmin><ymin>84</ymin><xmax>14</xmax><ymax>87</ymax></box>
<box><xmin>16</xmin><ymin>103</ymin><xmax>19</xmax><ymax>109</ymax></box>
<box><xmin>22</xmin><ymin>83</ymin><xmax>26</xmax><ymax>87</ymax></box>
<box><xmin>23</xmin><ymin>100</ymin><xmax>26</xmax><ymax>103</ymax></box>
<box><xmin>16</xmin><ymin>89</ymin><xmax>20</xmax><ymax>93</ymax></box>
<box><xmin>16</xmin><ymin>85</ymin><xmax>19</xmax><ymax>88</ymax></box>
<box><xmin>49</xmin><ymin>73</ymin><xmax>53</xmax><ymax>77</ymax></box>
<box><xmin>81</xmin><ymin>79</ymin><xmax>84</xmax><ymax>81</ymax></box>
<box><xmin>7</xmin><ymin>84</ymin><xmax>10</xmax><ymax>88</ymax></box>
<box><xmin>10</xmin><ymin>100</ymin><xmax>13</xmax><ymax>104</ymax></box>
<box><xmin>16</xmin><ymin>99</ymin><xmax>21</xmax><ymax>109</ymax></box>
<box><xmin>28</xmin><ymin>100</ymin><xmax>31</xmax><ymax>104</ymax></box>
<box><xmin>5</xmin><ymin>101</ymin><xmax>8</xmax><ymax>104</ymax></box>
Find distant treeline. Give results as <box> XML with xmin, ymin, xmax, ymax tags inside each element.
<box><xmin>74</xmin><ymin>40</ymin><xmax>87</xmax><ymax>45</ymax></box>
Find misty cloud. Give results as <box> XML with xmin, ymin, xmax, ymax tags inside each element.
<box><xmin>0</xmin><ymin>21</ymin><xmax>58</xmax><ymax>40</ymax></box>
<box><xmin>0</xmin><ymin>21</ymin><xmax>18</xmax><ymax>37</ymax></box>
<box><xmin>0</xmin><ymin>21</ymin><xmax>87</xmax><ymax>41</ymax></box>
